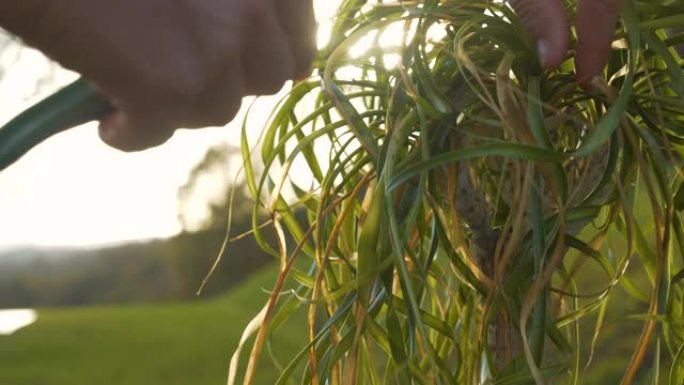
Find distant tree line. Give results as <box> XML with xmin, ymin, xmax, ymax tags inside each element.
<box><xmin>0</xmin><ymin>144</ymin><xmax>278</xmax><ymax>307</ymax></box>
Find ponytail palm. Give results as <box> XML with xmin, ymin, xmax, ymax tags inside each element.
<box><xmin>233</xmin><ymin>1</ymin><xmax>684</xmax><ymax>384</ymax></box>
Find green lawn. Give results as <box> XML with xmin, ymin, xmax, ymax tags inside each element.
<box><xmin>0</xmin><ymin>251</ymin><xmax>669</xmax><ymax>384</ymax></box>
<box><xmin>0</xmin><ymin>265</ymin><xmax>306</xmax><ymax>385</ymax></box>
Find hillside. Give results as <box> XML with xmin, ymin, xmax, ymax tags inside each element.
<box><xmin>0</xmin><ymin>227</ymin><xmax>273</xmax><ymax>308</ymax></box>
<box><xmin>0</xmin><ymin>265</ymin><xmax>306</xmax><ymax>385</ymax></box>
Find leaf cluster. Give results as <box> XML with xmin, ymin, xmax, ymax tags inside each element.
<box><xmin>231</xmin><ymin>1</ymin><xmax>684</xmax><ymax>384</ymax></box>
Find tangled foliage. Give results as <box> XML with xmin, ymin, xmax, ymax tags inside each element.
<box><xmin>231</xmin><ymin>1</ymin><xmax>684</xmax><ymax>384</ymax></box>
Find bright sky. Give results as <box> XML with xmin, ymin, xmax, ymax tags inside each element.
<box><xmin>0</xmin><ymin>1</ymin><xmax>341</xmax><ymax>250</ymax></box>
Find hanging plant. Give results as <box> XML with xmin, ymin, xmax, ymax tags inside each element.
<box><xmin>233</xmin><ymin>1</ymin><xmax>684</xmax><ymax>384</ymax></box>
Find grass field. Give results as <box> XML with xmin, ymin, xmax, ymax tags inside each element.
<box><xmin>0</xmin><ymin>265</ymin><xmax>306</xmax><ymax>385</ymax></box>
<box><xmin>0</xmin><ymin>253</ymin><xmax>666</xmax><ymax>384</ymax></box>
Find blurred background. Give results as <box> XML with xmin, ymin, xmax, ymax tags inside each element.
<box><xmin>0</xmin><ymin>2</ymin><xmax>341</xmax><ymax>384</ymax></box>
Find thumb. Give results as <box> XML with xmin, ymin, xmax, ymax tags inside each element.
<box><xmin>510</xmin><ymin>0</ymin><xmax>569</xmax><ymax>69</ymax></box>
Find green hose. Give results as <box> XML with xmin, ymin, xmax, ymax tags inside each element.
<box><xmin>0</xmin><ymin>78</ymin><xmax>114</xmax><ymax>171</ymax></box>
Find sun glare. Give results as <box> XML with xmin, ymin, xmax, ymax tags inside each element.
<box><xmin>0</xmin><ymin>309</ymin><xmax>37</xmax><ymax>335</ymax></box>
<box><xmin>315</xmin><ymin>0</ymin><xmax>343</xmax><ymax>49</ymax></box>
<box><xmin>0</xmin><ymin>0</ymin><xmax>451</xmax><ymax>249</ymax></box>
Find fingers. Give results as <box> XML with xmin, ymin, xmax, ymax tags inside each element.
<box><xmin>96</xmin><ymin>0</ymin><xmax>317</xmax><ymax>152</ymax></box>
<box><xmin>98</xmin><ymin>67</ymin><xmax>245</xmax><ymax>151</ymax></box>
<box><xmin>239</xmin><ymin>0</ymin><xmax>316</xmax><ymax>95</ymax></box>
<box><xmin>187</xmin><ymin>59</ymin><xmax>245</xmax><ymax>128</ymax></box>
<box><xmin>240</xmin><ymin>1</ymin><xmax>295</xmax><ymax>95</ymax></box>
<box><xmin>98</xmin><ymin>112</ymin><xmax>174</xmax><ymax>152</ymax></box>
<box><xmin>510</xmin><ymin>0</ymin><xmax>569</xmax><ymax>69</ymax></box>
<box><xmin>275</xmin><ymin>0</ymin><xmax>317</xmax><ymax>79</ymax></box>
<box><xmin>510</xmin><ymin>0</ymin><xmax>622</xmax><ymax>84</ymax></box>
<box><xmin>575</xmin><ymin>0</ymin><xmax>623</xmax><ymax>82</ymax></box>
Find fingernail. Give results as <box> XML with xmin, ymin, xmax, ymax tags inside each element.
<box><xmin>537</xmin><ymin>39</ymin><xmax>550</xmax><ymax>68</ymax></box>
<box><xmin>98</xmin><ymin>113</ymin><xmax>126</xmax><ymax>143</ymax></box>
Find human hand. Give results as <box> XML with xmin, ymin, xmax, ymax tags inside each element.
<box><xmin>510</xmin><ymin>0</ymin><xmax>623</xmax><ymax>84</ymax></box>
<box><xmin>1</xmin><ymin>0</ymin><xmax>316</xmax><ymax>151</ymax></box>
